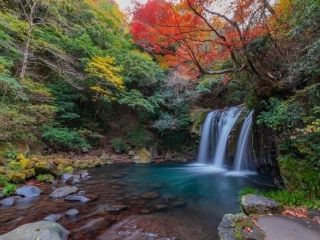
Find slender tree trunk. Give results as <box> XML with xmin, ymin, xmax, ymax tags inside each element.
<box><xmin>19</xmin><ymin>26</ymin><xmax>32</xmax><ymax>81</ymax></box>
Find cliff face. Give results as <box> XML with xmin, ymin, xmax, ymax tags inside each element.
<box><xmin>252</xmin><ymin>114</ymin><xmax>283</xmax><ymax>187</ymax></box>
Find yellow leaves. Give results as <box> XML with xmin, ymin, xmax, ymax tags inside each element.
<box><xmin>86</xmin><ymin>56</ymin><xmax>125</xmax><ymax>101</ymax></box>
<box><xmin>86</xmin><ymin>56</ymin><xmax>124</xmax><ymax>90</ymax></box>
<box><xmin>89</xmin><ymin>85</ymin><xmax>117</xmax><ymax>101</ymax></box>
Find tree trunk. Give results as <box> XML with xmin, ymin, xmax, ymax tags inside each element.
<box><xmin>19</xmin><ymin>27</ymin><xmax>32</xmax><ymax>81</ymax></box>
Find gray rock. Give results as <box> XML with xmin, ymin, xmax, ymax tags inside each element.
<box><xmin>50</xmin><ymin>186</ymin><xmax>78</xmax><ymax>199</ymax></box>
<box><xmin>0</xmin><ymin>192</ymin><xmax>4</xmax><ymax>199</ymax></box>
<box><xmin>65</xmin><ymin>209</ymin><xmax>79</xmax><ymax>218</ymax></box>
<box><xmin>241</xmin><ymin>194</ymin><xmax>282</xmax><ymax>215</ymax></box>
<box><xmin>0</xmin><ymin>196</ymin><xmax>21</xmax><ymax>207</ymax></box>
<box><xmin>218</xmin><ymin>213</ymin><xmax>265</xmax><ymax>240</ymax></box>
<box><xmin>64</xmin><ymin>194</ymin><xmax>90</xmax><ymax>203</ymax></box>
<box><xmin>62</xmin><ymin>174</ymin><xmax>81</xmax><ymax>185</ymax></box>
<box><xmin>16</xmin><ymin>186</ymin><xmax>42</xmax><ymax>198</ymax></box>
<box><xmin>0</xmin><ymin>221</ymin><xmax>69</xmax><ymax>240</ymax></box>
<box><xmin>79</xmin><ymin>170</ymin><xmax>90</xmax><ymax>179</ymax></box>
<box><xmin>44</xmin><ymin>214</ymin><xmax>63</xmax><ymax>222</ymax></box>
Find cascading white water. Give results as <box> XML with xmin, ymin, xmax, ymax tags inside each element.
<box><xmin>197</xmin><ymin>106</ymin><xmax>242</xmax><ymax>167</ymax></box>
<box><xmin>233</xmin><ymin>111</ymin><xmax>254</xmax><ymax>171</ymax></box>
<box><xmin>212</xmin><ymin>107</ymin><xmax>242</xmax><ymax>167</ymax></box>
<box><xmin>197</xmin><ymin>111</ymin><xmax>217</xmax><ymax>164</ymax></box>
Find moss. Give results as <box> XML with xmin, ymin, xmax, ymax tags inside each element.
<box><xmin>7</xmin><ymin>161</ymin><xmax>23</xmax><ymax>171</ymax></box>
<box><xmin>36</xmin><ymin>174</ymin><xmax>55</xmax><ymax>183</ymax></box>
<box><xmin>0</xmin><ymin>166</ymin><xmax>5</xmax><ymax>175</ymax></box>
<box><xmin>22</xmin><ymin>168</ymin><xmax>36</xmax><ymax>179</ymax></box>
<box><xmin>6</xmin><ymin>171</ymin><xmax>26</xmax><ymax>183</ymax></box>
<box><xmin>63</xmin><ymin>166</ymin><xmax>74</xmax><ymax>174</ymax></box>
<box><xmin>234</xmin><ymin>218</ymin><xmax>255</xmax><ymax>240</ymax></box>
<box><xmin>0</xmin><ymin>174</ymin><xmax>8</xmax><ymax>186</ymax></box>
<box><xmin>2</xmin><ymin>183</ymin><xmax>16</xmax><ymax>196</ymax></box>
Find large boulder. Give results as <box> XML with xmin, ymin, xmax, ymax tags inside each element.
<box><xmin>0</xmin><ymin>221</ymin><xmax>69</xmax><ymax>240</ymax></box>
<box><xmin>218</xmin><ymin>213</ymin><xmax>265</xmax><ymax>240</ymax></box>
<box><xmin>241</xmin><ymin>194</ymin><xmax>282</xmax><ymax>215</ymax></box>
<box><xmin>16</xmin><ymin>186</ymin><xmax>42</xmax><ymax>198</ymax></box>
<box><xmin>50</xmin><ymin>186</ymin><xmax>78</xmax><ymax>199</ymax></box>
<box><xmin>133</xmin><ymin>148</ymin><xmax>152</xmax><ymax>164</ymax></box>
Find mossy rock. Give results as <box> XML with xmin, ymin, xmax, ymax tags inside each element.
<box><xmin>36</xmin><ymin>174</ymin><xmax>55</xmax><ymax>183</ymax></box>
<box><xmin>34</xmin><ymin>160</ymin><xmax>52</xmax><ymax>175</ymax></box>
<box><xmin>7</xmin><ymin>161</ymin><xmax>23</xmax><ymax>171</ymax></box>
<box><xmin>190</xmin><ymin>108</ymin><xmax>210</xmax><ymax>136</ymax></box>
<box><xmin>22</xmin><ymin>169</ymin><xmax>36</xmax><ymax>179</ymax></box>
<box><xmin>63</xmin><ymin>166</ymin><xmax>74</xmax><ymax>174</ymax></box>
<box><xmin>133</xmin><ymin>148</ymin><xmax>152</xmax><ymax>164</ymax></box>
<box><xmin>6</xmin><ymin>171</ymin><xmax>26</xmax><ymax>183</ymax></box>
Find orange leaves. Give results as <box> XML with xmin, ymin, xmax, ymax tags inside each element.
<box><xmin>130</xmin><ymin>0</ymin><xmax>272</xmax><ymax>78</ymax></box>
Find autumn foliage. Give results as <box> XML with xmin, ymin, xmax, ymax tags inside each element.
<box><xmin>131</xmin><ymin>0</ymin><xmax>274</xmax><ymax>78</ymax></box>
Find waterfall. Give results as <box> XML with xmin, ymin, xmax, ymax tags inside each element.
<box><xmin>233</xmin><ymin>111</ymin><xmax>254</xmax><ymax>171</ymax></box>
<box><xmin>197</xmin><ymin>106</ymin><xmax>242</xmax><ymax>167</ymax></box>
<box><xmin>212</xmin><ymin>107</ymin><xmax>242</xmax><ymax>167</ymax></box>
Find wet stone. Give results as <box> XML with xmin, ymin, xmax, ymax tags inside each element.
<box><xmin>65</xmin><ymin>209</ymin><xmax>79</xmax><ymax>218</ymax></box>
<box><xmin>44</xmin><ymin>214</ymin><xmax>63</xmax><ymax>222</ymax></box>
<box><xmin>50</xmin><ymin>186</ymin><xmax>79</xmax><ymax>199</ymax></box>
<box><xmin>96</xmin><ymin>204</ymin><xmax>128</xmax><ymax>213</ymax></box>
<box><xmin>0</xmin><ymin>196</ymin><xmax>22</xmax><ymax>207</ymax></box>
<box><xmin>16</xmin><ymin>186</ymin><xmax>42</xmax><ymax>198</ymax></box>
<box><xmin>72</xmin><ymin>217</ymin><xmax>114</xmax><ymax>239</ymax></box>
<box><xmin>155</xmin><ymin>204</ymin><xmax>168</xmax><ymax>211</ymax></box>
<box><xmin>0</xmin><ymin>221</ymin><xmax>69</xmax><ymax>240</ymax></box>
<box><xmin>241</xmin><ymin>194</ymin><xmax>282</xmax><ymax>215</ymax></box>
<box><xmin>141</xmin><ymin>191</ymin><xmax>160</xmax><ymax>200</ymax></box>
<box><xmin>64</xmin><ymin>194</ymin><xmax>91</xmax><ymax>203</ymax></box>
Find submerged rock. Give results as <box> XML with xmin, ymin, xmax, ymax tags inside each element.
<box><xmin>72</xmin><ymin>217</ymin><xmax>114</xmax><ymax>239</ymax></box>
<box><xmin>65</xmin><ymin>209</ymin><xmax>79</xmax><ymax>218</ymax></box>
<box><xmin>0</xmin><ymin>221</ymin><xmax>69</xmax><ymax>240</ymax></box>
<box><xmin>50</xmin><ymin>186</ymin><xmax>78</xmax><ymax>199</ymax></box>
<box><xmin>16</xmin><ymin>186</ymin><xmax>42</xmax><ymax>198</ymax></box>
<box><xmin>64</xmin><ymin>194</ymin><xmax>91</xmax><ymax>203</ymax></box>
<box><xmin>62</xmin><ymin>174</ymin><xmax>80</xmax><ymax>185</ymax></box>
<box><xmin>241</xmin><ymin>194</ymin><xmax>282</xmax><ymax>215</ymax></box>
<box><xmin>0</xmin><ymin>196</ymin><xmax>21</xmax><ymax>207</ymax></box>
<box><xmin>141</xmin><ymin>191</ymin><xmax>160</xmax><ymax>200</ymax></box>
<box><xmin>96</xmin><ymin>204</ymin><xmax>128</xmax><ymax>213</ymax></box>
<box><xmin>44</xmin><ymin>214</ymin><xmax>63</xmax><ymax>222</ymax></box>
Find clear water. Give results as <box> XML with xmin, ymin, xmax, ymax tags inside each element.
<box><xmin>90</xmin><ymin>163</ymin><xmax>274</xmax><ymax>239</ymax></box>
<box><xmin>0</xmin><ymin>163</ymin><xmax>274</xmax><ymax>240</ymax></box>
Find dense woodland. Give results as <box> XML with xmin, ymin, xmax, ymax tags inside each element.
<box><xmin>0</xmin><ymin>0</ymin><xmax>319</xmax><ymax>206</ymax></box>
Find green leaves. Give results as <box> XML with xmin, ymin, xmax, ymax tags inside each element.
<box><xmin>118</xmin><ymin>89</ymin><xmax>156</xmax><ymax>113</ymax></box>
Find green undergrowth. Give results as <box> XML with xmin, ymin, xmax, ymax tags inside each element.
<box><xmin>240</xmin><ymin>187</ymin><xmax>320</xmax><ymax>209</ymax></box>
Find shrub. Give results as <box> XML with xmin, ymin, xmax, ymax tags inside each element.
<box><xmin>278</xmin><ymin>155</ymin><xmax>320</xmax><ymax>198</ymax></box>
<box><xmin>127</xmin><ymin>127</ymin><xmax>153</xmax><ymax>148</ymax></box>
<box><xmin>0</xmin><ymin>175</ymin><xmax>8</xmax><ymax>187</ymax></box>
<box><xmin>3</xmin><ymin>183</ymin><xmax>16</xmax><ymax>196</ymax></box>
<box><xmin>111</xmin><ymin>137</ymin><xmax>129</xmax><ymax>154</ymax></box>
<box><xmin>36</xmin><ymin>174</ymin><xmax>55</xmax><ymax>183</ymax></box>
<box><xmin>42</xmin><ymin>125</ymin><xmax>91</xmax><ymax>151</ymax></box>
